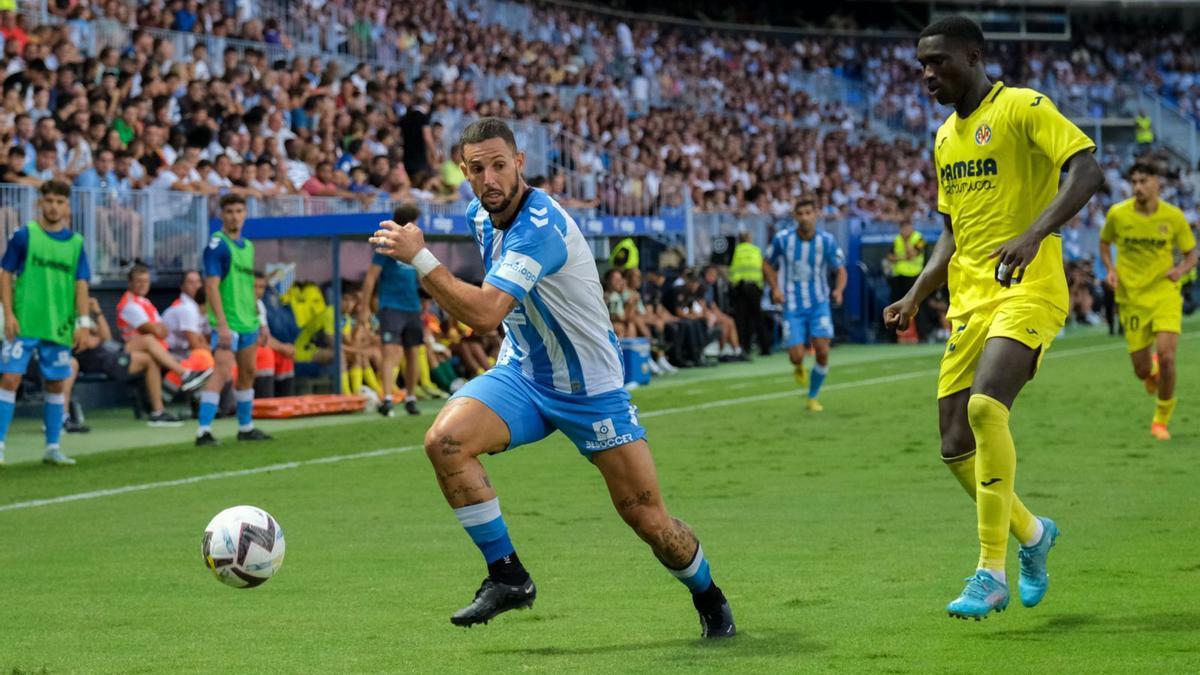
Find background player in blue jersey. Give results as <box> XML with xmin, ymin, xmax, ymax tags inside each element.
<box><xmin>359</xmin><ymin>202</ymin><xmax>425</xmax><ymax>417</ymax></box>
<box><xmin>371</xmin><ymin>118</ymin><xmax>735</xmax><ymax>638</ymax></box>
<box><xmin>763</xmin><ymin>196</ymin><xmax>847</xmax><ymax>411</ymax></box>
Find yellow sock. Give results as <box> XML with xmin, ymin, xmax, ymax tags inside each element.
<box><xmin>944</xmin><ymin>451</ymin><xmax>1039</xmax><ymax>545</ymax></box>
<box><xmin>1154</xmin><ymin>397</ymin><xmax>1177</xmax><ymax>427</ymax></box>
<box><xmin>418</xmin><ymin>347</ymin><xmax>434</xmax><ymax>388</ymax></box>
<box><xmin>349</xmin><ymin>366</ymin><xmax>364</xmax><ymax>393</ymax></box>
<box><xmin>340</xmin><ymin>371</ymin><xmax>350</xmax><ymax>394</ymax></box>
<box><xmin>362</xmin><ymin>367</ymin><xmax>384</xmax><ymax>397</ymax></box>
<box><xmin>967</xmin><ymin>394</ymin><xmax>1017</xmax><ymax>573</ymax></box>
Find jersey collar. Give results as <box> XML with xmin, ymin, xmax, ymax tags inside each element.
<box><xmin>956</xmin><ymin>81</ymin><xmax>1005</xmax><ymax>122</ymax></box>
<box><xmin>490</xmin><ymin>187</ymin><xmax>535</xmax><ymax>231</ymax></box>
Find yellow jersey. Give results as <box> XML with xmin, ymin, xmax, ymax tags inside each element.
<box><xmin>934</xmin><ymin>81</ymin><xmax>1096</xmax><ymax>320</ymax></box>
<box><xmin>1101</xmin><ymin>198</ymin><xmax>1196</xmax><ymax>306</ymax></box>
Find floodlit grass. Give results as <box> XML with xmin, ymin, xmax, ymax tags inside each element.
<box><xmin>1</xmin><ymin>325</ymin><xmax>1197</xmax><ymax>673</ymax></box>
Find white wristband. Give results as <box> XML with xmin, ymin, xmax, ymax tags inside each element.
<box><xmin>75</xmin><ymin>315</ymin><xmax>95</xmax><ymax>330</ymax></box>
<box><xmin>411</xmin><ymin>248</ymin><xmax>442</xmax><ymax>278</ymax></box>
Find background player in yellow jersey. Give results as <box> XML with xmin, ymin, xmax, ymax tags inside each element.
<box><xmin>884</xmin><ymin>17</ymin><xmax>1105</xmax><ymax>620</ymax></box>
<box><xmin>1100</xmin><ymin>164</ymin><xmax>1197</xmax><ymax>441</ymax></box>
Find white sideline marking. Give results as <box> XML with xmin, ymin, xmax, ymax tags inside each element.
<box><xmin>642</xmin><ymin>339</ymin><xmax>1131</xmax><ymax>419</ymax></box>
<box><xmin>0</xmin><ymin>336</ymin><xmax>1184</xmax><ymax>514</ymax></box>
<box><xmin>0</xmin><ymin>446</ymin><xmax>418</xmax><ymax>513</ymax></box>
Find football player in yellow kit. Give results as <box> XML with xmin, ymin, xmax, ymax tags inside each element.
<box><xmin>1100</xmin><ymin>163</ymin><xmax>1197</xmax><ymax>440</ymax></box>
<box><xmin>884</xmin><ymin>16</ymin><xmax>1105</xmax><ymax>620</ymax></box>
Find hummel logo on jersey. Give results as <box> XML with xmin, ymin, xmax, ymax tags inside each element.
<box><xmin>981</xmin><ymin>478</ymin><xmax>1002</xmax><ymax>487</ymax></box>
<box><xmin>531</xmin><ymin>216</ymin><xmax>550</xmax><ymax>227</ymax></box>
<box><xmin>529</xmin><ymin>207</ymin><xmax>548</xmax><ymax>217</ymax></box>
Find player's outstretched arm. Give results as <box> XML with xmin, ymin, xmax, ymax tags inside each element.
<box><xmin>991</xmin><ymin>150</ymin><xmax>1105</xmax><ymax>286</ymax></box>
<box><xmin>884</xmin><ymin>214</ymin><xmax>955</xmax><ymax>330</ymax></box>
<box><xmin>371</xmin><ymin>220</ymin><xmax>515</xmax><ymax>333</ymax></box>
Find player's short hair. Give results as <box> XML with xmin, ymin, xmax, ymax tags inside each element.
<box><xmin>1127</xmin><ymin>162</ymin><xmax>1158</xmax><ymax>178</ymax></box>
<box><xmin>392</xmin><ymin>202</ymin><xmax>421</xmax><ymax>224</ymax></box>
<box><xmin>794</xmin><ymin>194</ymin><xmax>818</xmax><ymax>210</ymax></box>
<box><xmin>127</xmin><ymin>262</ymin><xmax>150</xmax><ymax>280</ymax></box>
<box><xmin>459</xmin><ymin>117</ymin><xmax>517</xmax><ymax>153</ymax></box>
<box><xmin>253</xmin><ymin>270</ymin><xmax>266</xmax><ymax>280</ymax></box>
<box><xmin>39</xmin><ymin>179</ymin><xmax>71</xmax><ymax>198</ymax></box>
<box><xmin>219</xmin><ymin>193</ymin><xmax>246</xmax><ymax>209</ymax></box>
<box><xmin>919</xmin><ymin>16</ymin><xmax>986</xmax><ymax>52</ymax></box>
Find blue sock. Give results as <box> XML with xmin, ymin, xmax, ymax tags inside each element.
<box><xmin>44</xmin><ymin>393</ymin><xmax>65</xmax><ymax>447</ymax></box>
<box><xmin>454</xmin><ymin>497</ymin><xmax>515</xmax><ymax>564</ymax></box>
<box><xmin>809</xmin><ymin>364</ymin><xmax>828</xmax><ymax>399</ymax></box>
<box><xmin>0</xmin><ymin>388</ymin><xmax>15</xmax><ymax>444</ymax></box>
<box><xmin>668</xmin><ymin>543</ymin><xmax>714</xmax><ymax>593</ymax></box>
<box><xmin>197</xmin><ymin>390</ymin><xmax>220</xmax><ymax>434</ymax></box>
<box><xmin>235</xmin><ymin>388</ymin><xmax>254</xmax><ymax>431</ymax></box>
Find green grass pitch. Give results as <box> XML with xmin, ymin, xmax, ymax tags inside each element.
<box><xmin>1</xmin><ymin>324</ymin><xmax>1197</xmax><ymax>673</ymax></box>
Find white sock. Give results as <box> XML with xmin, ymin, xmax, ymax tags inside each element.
<box><xmin>197</xmin><ymin>425</ymin><xmax>212</xmax><ymax>436</ymax></box>
<box><xmin>405</xmin><ymin>395</ymin><xmax>416</xmax><ymax>403</ymax></box>
<box><xmin>46</xmin><ymin>443</ymin><xmax>60</xmax><ymax>451</ymax></box>
<box><xmin>384</xmin><ymin>395</ymin><xmax>393</xmax><ymax>403</ymax></box>
<box><xmin>1022</xmin><ymin>518</ymin><xmax>1045</xmax><ymax>548</ymax></box>
<box><xmin>980</xmin><ymin>568</ymin><xmax>1007</xmax><ymax>584</ymax></box>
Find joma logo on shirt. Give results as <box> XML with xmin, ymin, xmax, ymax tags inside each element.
<box><xmin>939</xmin><ymin>158</ymin><xmax>998</xmax><ymax>183</ymax></box>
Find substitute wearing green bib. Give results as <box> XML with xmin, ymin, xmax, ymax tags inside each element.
<box><xmin>195</xmin><ymin>194</ymin><xmax>272</xmax><ymax>447</ymax></box>
<box><xmin>205</xmin><ymin>230</ymin><xmax>259</xmax><ymax>334</ymax></box>
<box><xmin>0</xmin><ymin>180</ymin><xmax>91</xmax><ymax>466</ymax></box>
<box><xmin>16</xmin><ymin>220</ymin><xmax>84</xmax><ymax>346</ymax></box>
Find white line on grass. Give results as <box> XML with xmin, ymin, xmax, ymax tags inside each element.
<box><xmin>0</xmin><ymin>446</ymin><xmax>418</xmax><ymax>513</ymax></box>
<box><xmin>1</xmin><ymin>335</ymin><xmax>1188</xmax><ymax>514</ymax></box>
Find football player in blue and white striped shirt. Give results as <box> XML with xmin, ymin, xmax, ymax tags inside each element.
<box><xmin>371</xmin><ymin>118</ymin><xmax>735</xmax><ymax>638</ymax></box>
<box><xmin>763</xmin><ymin>196</ymin><xmax>848</xmax><ymax>411</ymax></box>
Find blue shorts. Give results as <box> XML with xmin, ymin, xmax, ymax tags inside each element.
<box><xmin>0</xmin><ymin>338</ymin><xmax>73</xmax><ymax>381</ymax></box>
<box><xmin>450</xmin><ymin>364</ymin><xmax>647</xmax><ymax>457</ymax></box>
<box><xmin>782</xmin><ymin>305</ymin><xmax>834</xmax><ymax>349</ymax></box>
<box><xmin>210</xmin><ymin>330</ymin><xmax>261</xmax><ymax>352</ymax></box>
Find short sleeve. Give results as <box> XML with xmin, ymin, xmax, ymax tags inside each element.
<box><xmin>827</xmin><ymin>234</ymin><xmax>846</xmax><ymax>269</ymax></box>
<box><xmin>934</xmin><ymin>141</ymin><xmax>949</xmax><ymax>215</ymax></box>
<box><xmin>1021</xmin><ymin>93</ymin><xmax>1096</xmax><ymax>169</ymax></box>
<box><xmin>1175</xmin><ymin>212</ymin><xmax>1197</xmax><ymax>253</ymax></box>
<box><xmin>484</xmin><ymin>222</ymin><xmax>568</xmax><ymax>302</ymax></box>
<box><xmin>370</xmin><ymin>252</ymin><xmax>391</xmax><ymax>268</ymax></box>
<box><xmin>202</xmin><ymin>236</ymin><xmax>229</xmax><ymax>279</ymax></box>
<box><xmin>766</xmin><ymin>235</ymin><xmax>781</xmax><ymax>267</ymax></box>
<box><xmin>1100</xmin><ymin>207</ymin><xmax>1116</xmax><ymax>244</ymax></box>
<box><xmin>1</xmin><ymin>228</ymin><xmax>28</xmax><ymax>274</ymax></box>
<box><xmin>120</xmin><ymin>299</ymin><xmax>150</xmax><ymax>329</ymax></box>
<box><xmin>75</xmin><ymin>245</ymin><xmax>90</xmax><ymax>281</ymax></box>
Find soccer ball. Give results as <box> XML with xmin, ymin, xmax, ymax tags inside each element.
<box><xmin>201</xmin><ymin>505</ymin><xmax>286</xmax><ymax>588</ymax></box>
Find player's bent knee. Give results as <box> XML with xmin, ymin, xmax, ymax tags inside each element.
<box><xmin>0</xmin><ymin>373</ymin><xmax>22</xmax><ymax>390</ymax></box>
<box><xmin>966</xmin><ymin>394</ymin><xmax>1007</xmax><ymax>430</ymax></box>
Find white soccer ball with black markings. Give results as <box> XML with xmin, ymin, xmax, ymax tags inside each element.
<box><xmin>202</xmin><ymin>505</ymin><xmax>286</xmax><ymax>588</ymax></box>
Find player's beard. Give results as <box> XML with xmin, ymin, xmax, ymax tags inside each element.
<box><xmin>481</xmin><ymin>181</ymin><xmax>520</xmax><ymax>215</ymax></box>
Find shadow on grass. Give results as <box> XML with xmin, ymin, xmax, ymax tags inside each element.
<box><xmin>974</xmin><ymin>611</ymin><xmax>1200</xmax><ymax>640</ymax></box>
<box><xmin>482</xmin><ymin>629</ymin><xmax>827</xmax><ymax>658</ymax></box>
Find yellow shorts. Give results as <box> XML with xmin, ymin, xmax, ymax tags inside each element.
<box><xmin>937</xmin><ymin>297</ymin><xmax>1067</xmax><ymax>399</ymax></box>
<box><xmin>1118</xmin><ymin>294</ymin><xmax>1183</xmax><ymax>353</ymax></box>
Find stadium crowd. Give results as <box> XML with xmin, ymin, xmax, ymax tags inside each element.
<box><xmin>0</xmin><ymin>0</ymin><xmax>1195</xmax><ymax>231</ymax></box>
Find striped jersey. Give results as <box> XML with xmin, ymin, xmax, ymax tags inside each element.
<box><xmin>767</xmin><ymin>226</ymin><xmax>846</xmax><ymax>313</ymax></box>
<box><xmin>471</xmin><ymin>188</ymin><xmax>624</xmax><ymax>396</ymax></box>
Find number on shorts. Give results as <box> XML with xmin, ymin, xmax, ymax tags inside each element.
<box><xmin>1123</xmin><ymin>314</ymin><xmax>1140</xmax><ymax>332</ymax></box>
